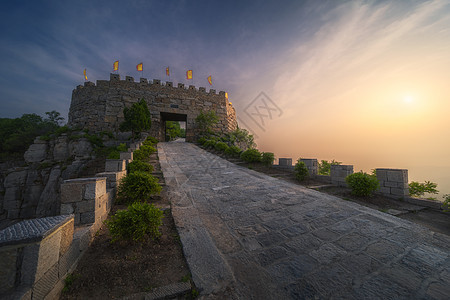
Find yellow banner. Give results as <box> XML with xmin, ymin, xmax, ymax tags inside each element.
<box><xmin>186</xmin><ymin>70</ymin><xmax>193</xmax><ymax>80</ymax></box>
<box><xmin>136</xmin><ymin>63</ymin><xmax>143</xmax><ymax>71</ymax></box>
<box><xmin>207</xmin><ymin>75</ymin><xmax>212</xmax><ymax>85</ymax></box>
<box><xmin>113</xmin><ymin>60</ymin><xmax>119</xmax><ymax>71</ymax></box>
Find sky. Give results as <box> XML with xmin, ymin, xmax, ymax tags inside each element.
<box><xmin>1</xmin><ymin>0</ymin><xmax>449</xmax><ymax>197</ymax></box>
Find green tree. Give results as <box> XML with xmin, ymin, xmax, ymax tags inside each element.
<box><xmin>120</xmin><ymin>99</ymin><xmax>151</xmax><ymax>137</ymax></box>
<box><xmin>294</xmin><ymin>159</ymin><xmax>309</xmax><ymax>181</ymax></box>
<box><xmin>346</xmin><ymin>172</ymin><xmax>379</xmax><ymax>197</ymax></box>
<box><xmin>318</xmin><ymin>160</ymin><xmax>342</xmax><ymax>175</ymax></box>
<box><xmin>409</xmin><ymin>181</ymin><xmax>439</xmax><ymax>198</ymax></box>
<box><xmin>165</xmin><ymin>121</ymin><xmax>184</xmax><ymax>140</ymax></box>
<box><xmin>195</xmin><ymin>110</ymin><xmax>218</xmax><ymax>134</ymax></box>
<box><xmin>45</xmin><ymin>110</ymin><xmax>65</xmax><ymax>126</ymax></box>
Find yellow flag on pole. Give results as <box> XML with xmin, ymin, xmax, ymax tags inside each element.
<box><xmin>186</xmin><ymin>70</ymin><xmax>193</xmax><ymax>80</ymax></box>
<box><xmin>225</xmin><ymin>92</ymin><xmax>228</xmax><ymax>99</ymax></box>
<box><xmin>83</xmin><ymin>69</ymin><xmax>87</xmax><ymax>81</ymax></box>
<box><xmin>207</xmin><ymin>75</ymin><xmax>212</xmax><ymax>85</ymax></box>
<box><xmin>136</xmin><ymin>63</ymin><xmax>143</xmax><ymax>71</ymax></box>
<box><xmin>166</xmin><ymin>67</ymin><xmax>170</xmax><ymax>76</ymax></box>
<box><xmin>113</xmin><ymin>60</ymin><xmax>119</xmax><ymax>71</ymax></box>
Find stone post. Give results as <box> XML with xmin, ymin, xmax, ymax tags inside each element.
<box><xmin>376</xmin><ymin>168</ymin><xmax>409</xmax><ymax>198</ymax></box>
<box><xmin>331</xmin><ymin>165</ymin><xmax>353</xmax><ymax>187</ymax></box>
<box><xmin>105</xmin><ymin>159</ymin><xmax>126</xmax><ymax>172</ymax></box>
<box><xmin>300</xmin><ymin>159</ymin><xmax>318</xmax><ymax>177</ymax></box>
<box><xmin>60</xmin><ymin>177</ymin><xmax>107</xmax><ymax>225</ymax></box>
<box><xmin>279</xmin><ymin>158</ymin><xmax>292</xmax><ymax>167</ymax></box>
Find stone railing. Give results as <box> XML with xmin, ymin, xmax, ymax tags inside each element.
<box><xmin>273</xmin><ymin>158</ymin><xmax>445</xmax><ymax>209</ymax></box>
<box><xmin>0</xmin><ymin>140</ymin><xmax>144</xmax><ymax>299</ymax></box>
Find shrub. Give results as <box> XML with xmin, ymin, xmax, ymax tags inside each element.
<box><xmin>197</xmin><ymin>137</ymin><xmax>207</xmax><ymax>145</ymax></box>
<box><xmin>146</xmin><ymin>136</ymin><xmax>158</xmax><ymax>144</ymax></box>
<box><xmin>133</xmin><ymin>145</ymin><xmax>156</xmax><ymax>161</ymax></box>
<box><xmin>107</xmin><ymin>143</ymin><xmax>128</xmax><ymax>159</ymax></box>
<box><xmin>127</xmin><ymin>160</ymin><xmax>154</xmax><ymax>174</ymax></box>
<box><xmin>261</xmin><ymin>152</ymin><xmax>275</xmax><ymax>166</ymax></box>
<box><xmin>105</xmin><ymin>202</ymin><xmax>163</xmax><ymax>242</ymax></box>
<box><xmin>443</xmin><ymin>194</ymin><xmax>450</xmax><ymax>212</ymax></box>
<box><xmin>409</xmin><ymin>181</ymin><xmax>439</xmax><ymax>198</ymax></box>
<box><xmin>215</xmin><ymin>141</ymin><xmax>229</xmax><ymax>152</ymax></box>
<box><xmin>116</xmin><ymin>171</ymin><xmax>161</xmax><ymax>204</ymax></box>
<box><xmin>294</xmin><ymin>160</ymin><xmax>309</xmax><ymax>181</ymax></box>
<box><xmin>240</xmin><ymin>149</ymin><xmax>262</xmax><ymax>163</ymax></box>
<box><xmin>203</xmin><ymin>140</ymin><xmax>216</xmax><ymax>148</ymax></box>
<box><xmin>318</xmin><ymin>160</ymin><xmax>342</xmax><ymax>175</ymax></box>
<box><xmin>345</xmin><ymin>172</ymin><xmax>379</xmax><ymax>196</ymax></box>
<box><xmin>117</xmin><ymin>143</ymin><xmax>127</xmax><ymax>152</ymax></box>
<box><xmin>195</xmin><ymin>111</ymin><xmax>218</xmax><ymax>134</ymax></box>
<box><xmin>225</xmin><ymin>145</ymin><xmax>242</xmax><ymax>158</ymax></box>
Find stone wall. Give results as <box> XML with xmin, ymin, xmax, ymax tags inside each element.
<box><xmin>330</xmin><ymin>165</ymin><xmax>354</xmax><ymax>187</ymax></box>
<box><xmin>68</xmin><ymin>74</ymin><xmax>238</xmax><ymax>142</ymax></box>
<box><xmin>0</xmin><ymin>139</ymin><xmax>142</xmax><ymax>299</ymax></box>
<box><xmin>376</xmin><ymin>168</ymin><xmax>409</xmax><ymax>198</ymax></box>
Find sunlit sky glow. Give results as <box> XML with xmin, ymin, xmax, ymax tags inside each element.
<box><xmin>1</xmin><ymin>0</ymin><xmax>449</xmax><ymax>196</ymax></box>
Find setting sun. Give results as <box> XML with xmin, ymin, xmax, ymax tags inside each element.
<box><xmin>403</xmin><ymin>95</ymin><xmax>414</xmax><ymax>104</ymax></box>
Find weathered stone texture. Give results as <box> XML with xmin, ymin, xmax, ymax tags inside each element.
<box><xmin>376</xmin><ymin>168</ymin><xmax>409</xmax><ymax>198</ymax></box>
<box><xmin>331</xmin><ymin>165</ymin><xmax>353</xmax><ymax>187</ymax></box>
<box><xmin>68</xmin><ymin>74</ymin><xmax>238</xmax><ymax>142</ymax></box>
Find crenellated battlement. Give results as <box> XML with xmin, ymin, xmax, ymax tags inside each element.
<box><xmin>74</xmin><ymin>73</ymin><xmax>226</xmax><ymax>96</ymax></box>
<box><xmin>68</xmin><ymin>73</ymin><xmax>238</xmax><ymax>142</ymax></box>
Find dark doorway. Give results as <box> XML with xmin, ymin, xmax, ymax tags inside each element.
<box><xmin>160</xmin><ymin>112</ymin><xmax>187</xmax><ymax>142</ymax></box>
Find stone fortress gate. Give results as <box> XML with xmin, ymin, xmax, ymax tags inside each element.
<box><xmin>68</xmin><ymin>73</ymin><xmax>238</xmax><ymax>141</ymax></box>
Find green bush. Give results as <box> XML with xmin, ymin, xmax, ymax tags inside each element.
<box><xmin>240</xmin><ymin>149</ymin><xmax>262</xmax><ymax>163</ymax></box>
<box><xmin>346</xmin><ymin>172</ymin><xmax>379</xmax><ymax>196</ymax></box>
<box><xmin>443</xmin><ymin>194</ymin><xmax>450</xmax><ymax>212</ymax></box>
<box><xmin>127</xmin><ymin>160</ymin><xmax>154</xmax><ymax>174</ymax></box>
<box><xmin>409</xmin><ymin>181</ymin><xmax>439</xmax><ymax>198</ymax></box>
<box><xmin>197</xmin><ymin>137</ymin><xmax>207</xmax><ymax>145</ymax></box>
<box><xmin>224</xmin><ymin>145</ymin><xmax>242</xmax><ymax>158</ymax></box>
<box><xmin>294</xmin><ymin>160</ymin><xmax>309</xmax><ymax>181</ymax></box>
<box><xmin>203</xmin><ymin>140</ymin><xmax>216</xmax><ymax>148</ymax></box>
<box><xmin>215</xmin><ymin>141</ymin><xmax>229</xmax><ymax>152</ymax></box>
<box><xmin>117</xmin><ymin>143</ymin><xmax>127</xmax><ymax>152</ymax></box>
<box><xmin>261</xmin><ymin>152</ymin><xmax>275</xmax><ymax>166</ymax></box>
<box><xmin>107</xmin><ymin>143</ymin><xmax>128</xmax><ymax>159</ymax></box>
<box><xmin>133</xmin><ymin>145</ymin><xmax>156</xmax><ymax>161</ymax></box>
<box><xmin>145</xmin><ymin>136</ymin><xmax>158</xmax><ymax>144</ymax></box>
<box><xmin>105</xmin><ymin>202</ymin><xmax>163</xmax><ymax>242</ymax></box>
<box><xmin>318</xmin><ymin>160</ymin><xmax>342</xmax><ymax>175</ymax></box>
<box><xmin>117</xmin><ymin>171</ymin><xmax>161</xmax><ymax>204</ymax></box>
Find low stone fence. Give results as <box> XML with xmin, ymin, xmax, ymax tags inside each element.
<box><xmin>272</xmin><ymin>158</ymin><xmax>431</xmax><ymax>202</ymax></box>
<box><xmin>0</xmin><ymin>140</ymin><xmax>144</xmax><ymax>299</ymax></box>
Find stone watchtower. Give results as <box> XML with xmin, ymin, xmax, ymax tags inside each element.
<box><xmin>68</xmin><ymin>74</ymin><xmax>238</xmax><ymax>141</ymax></box>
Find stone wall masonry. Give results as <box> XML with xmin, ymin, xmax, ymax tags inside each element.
<box><xmin>376</xmin><ymin>168</ymin><xmax>409</xmax><ymax>198</ymax></box>
<box><xmin>68</xmin><ymin>74</ymin><xmax>238</xmax><ymax>142</ymax></box>
<box><xmin>331</xmin><ymin>165</ymin><xmax>354</xmax><ymax>187</ymax></box>
<box><xmin>105</xmin><ymin>159</ymin><xmax>126</xmax><ymax>172</ymax></box>
<box><xmin>300</xmin><ymin>159</ymin><xmax>318</xmax><ymax>177</ymax></box>
<box><xmin>0</xmin><ymin>215</ymin><xmax>74</xmax><ymax>299</ymax></box>
<box><xmin>60</xmin><ymin>177</ymin><xmax>107</xmax><ymax>225</ymax></box>
<box><xmin>278</xmin><ymin>158</ymin><xmax>292</xmax><ymax>167</ymax></box>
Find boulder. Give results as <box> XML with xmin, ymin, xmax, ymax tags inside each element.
<box><xmin>24</xmin><ymin>143</ymin><xmax>48</xmax><ymax>163</ymax></box>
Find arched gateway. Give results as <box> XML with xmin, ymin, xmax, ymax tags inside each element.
<box><xmin>68</xmin><ymin>74</ymin><xmax>238</xmax><ymax>141</ymax></box>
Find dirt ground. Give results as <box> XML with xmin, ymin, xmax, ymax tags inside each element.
<box><xmin>60</xmin><ymin>152</ymin><xmax>192</xmax><ymax>300</ymax></box>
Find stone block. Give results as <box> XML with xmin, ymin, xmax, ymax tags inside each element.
<box><xmin>73</xmin><ymin>226</ymin><xmax>91</xmax><ymax>252</ymax></box>
<box><xmin>33</xmin><ymin>263</ymin><xmax>58</xmax><ymax>300</ymax></box>
<box><xmin>105</xmin><ymin>159</ymin><xmax>126</xmax><ymax>172</ymax></box>
<box><xmin>80</xmin><ymin>211</ymin><xmax>95</xmax><ymax>224</ymax></box>
<box><xmin>60</xmin><ymin>182</ymin><xmax>83</xmax><ymax>204</ymax></box>
<box><xmin>34</xmin><ymin>230</ymin><xmax>61</xmax><ymax>282</ymax></box>
<box><xmin>84</xmin><ymin>178</ymin><xmax>106</xmax><ymax>200</ymax></box>
<box><xmin>59</xmin><ymin>219</ymin><xmax>74</xmax><ymax>257</ymax></box>
<box><xmin>378</xmin><ymin>187</ymin><xmax>391</xmax><ymax>195</ymax></box>
<box><xmin>0</xmin><ymin>248</ymin><xmax>18</xmax><ymax>294</ymax></box>
<box><xmin>24</xmin><ymin>143</ymin><xmax>47</xmax><ymax>163</ymax></box>
<box><xmin>384</xmin><ymin>181</ymin><xmax>398</xmax><ymax>188</ymax></box>
<box><xmin>120</xmin><ymin>152</ymin><xmax>133</xmax><ymax>160</ymax></box>
<box><xmin>279</xmin><ymin>158</ymin><xmax>292</xmax><ymax>166</ymax></box>
<box><xmin>376</xmin><ymin>169</ymin><xmax>388</xmax><ymax>181</ymax></box>
<box><xmin>75</xmin><ymin>199</ymin><xmax>95</xmax><ymax>214</ymax></box>
<box><xmin>58</xmin><ymin>242</ymin><xmax>78</xmax><ymax>277</ymax></box>
<box><xmin>391</xmin><ymin>188</ymin><xmax>408</xmax><ymax>196</ymax></box>
<box><xmin>60</xmin><ymin>203</ymin><xmax>74</xmax><ymax>215</ymax></box>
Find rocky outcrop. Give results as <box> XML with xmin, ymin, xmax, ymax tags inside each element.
<box><xmin>0</xmin><ymin>135</ymin><xmax>97</xmax><ymax>229</ymax></box>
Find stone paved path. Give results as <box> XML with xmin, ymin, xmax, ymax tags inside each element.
<box><xmin>158</xmin><ymin>142</ymin><xmax>450</xmax><ymax>299</ymax></box>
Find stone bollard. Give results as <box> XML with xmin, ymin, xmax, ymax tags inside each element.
<box><xmin>119</xmin><ymin>151</ymin><xmax>133</xmax><ymax>161</ymax></box>
<box><xmin>376</xmin><ymin>168</ymin><xmax>409</xmax><ymax>198</ymax></box>
<box><xmin>60</xmin><ymin>177</ymin><xmax>107</xmax><ymax>225</ymax></box>
<box><xmin>279</xmin><ymin>158</ymin><xmax>292</xmax><ymax>167</ymax></box>
<box><xmin>331</xmin><ymin>165</ymin><xmax>353</xmax><ymax>187</ymax></box>
<box><xmin>96</xmin><ymin>171</ymin><xmax>127</xmax><ymax>189</ymax></box>
<box><xmin>105</xmin><ymin>159</ymin><xmax>126</xmax><ymax>172</ymax></box>
<box><xmin>300</xmin><ymin>159</ymin><xmax>318</xmax><ymax>177</ymax></box>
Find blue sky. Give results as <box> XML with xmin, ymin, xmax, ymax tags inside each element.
<box><xmin>2</xmin><ymin>0</ymin><xmax>450</xmax><ymax>194</ymax></box>
<box><xmin>0</xmin><ymin>0</ymin><xmax>316</xmax><ymax>118</ymax></box>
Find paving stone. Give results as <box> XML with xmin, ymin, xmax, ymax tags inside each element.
<box><xmin>159</xmin><ymin>142</ymin><xmax>450</xmax><ymax>299</ymax></box>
